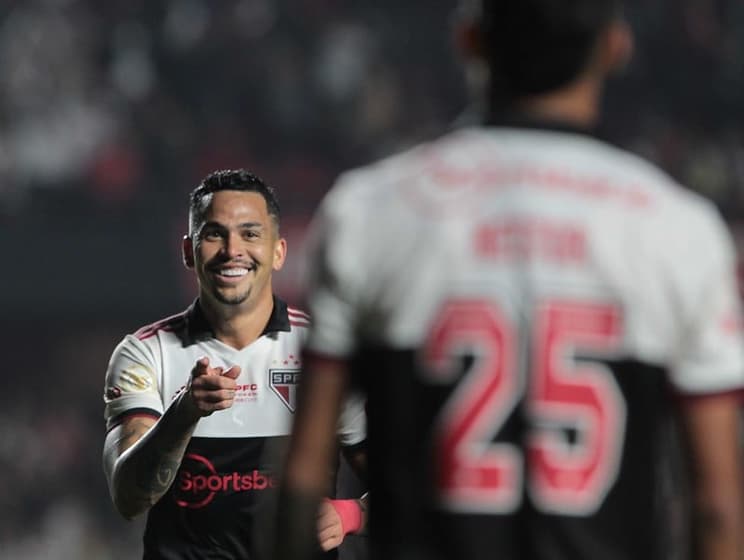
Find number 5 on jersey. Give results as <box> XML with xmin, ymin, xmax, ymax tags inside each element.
<box><xmin>422</xmin><ymin>299</ymin><xmax>626</xmax><ymax>516</ymax></box>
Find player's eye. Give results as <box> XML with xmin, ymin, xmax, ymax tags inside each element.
<box><xmin>201</xmin><ymin>228</ymin><xmax>224</xmax><ymax>240</ymax></box>
<box><xmin>241</xmin><ymin>230</ymin><xmax>260</xmax><ymax>240</ymax></box>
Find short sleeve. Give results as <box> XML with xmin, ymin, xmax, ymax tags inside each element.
<box><xmin>336</xmin><ymin>391</ymin><xmax>367</xmax><ymax>447</ymax></box>
<box><xmin>669</xmin><ymin>207</ymin><xmax>744</xmax><ymax>394</ymax></box>
<box><xmin>103</xmin><ymin>334</ymin><xmax>164</xmax><ymax>430</ymax></box>
<box><xmin>303</xmin><ymin>177</ymin><xmax>367</xmax><ymax>358</ymax></box>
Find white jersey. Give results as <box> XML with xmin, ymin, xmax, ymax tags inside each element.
<box><xmin>103</xmin><ymin>296</ymin><xmax>365</xmax><ymax>559</ymax></box>
<box><xmin>302</xmin><ymin>124</ymin><xmax>744</xmax><ymax>560</ymax></box>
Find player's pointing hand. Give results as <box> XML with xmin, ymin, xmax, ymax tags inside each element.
<box><xmin>183</xmin><ymin>356</ymin><xmax>242</xmax><ymax>417</ymax></box>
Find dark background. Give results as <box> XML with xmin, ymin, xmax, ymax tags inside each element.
<box><xmin>1</xmin><ymin>0</ymin><xmax>743</xmax><ymax>558</ymax></box>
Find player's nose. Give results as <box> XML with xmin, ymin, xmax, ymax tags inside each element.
<box><xmin>223</xmin><ymin>232</ymin><xmax>245</xmax><ymax>258</ymax></box>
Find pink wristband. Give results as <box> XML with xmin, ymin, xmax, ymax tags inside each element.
<box><xmin>328</xmin><ymin>499</ymin><xmax>363</xmax><ymax>535</ymax></box>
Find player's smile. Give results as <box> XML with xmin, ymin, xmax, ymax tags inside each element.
<box><xmin>210</xmin><ymin>263</ymin><xmax>257</xmax><ymax>285</ymax></box>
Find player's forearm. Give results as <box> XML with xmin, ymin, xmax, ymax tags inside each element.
<box><xmin>275</xmin><ymin>484</ymin><xmax>325</xmax><ymax>560</ymax></box>
<box><xmin>683</xmin><ymin>396</ymin><xmax>744</xmax><ymax>560</ymax></box>
<box><xmin>111</xmin><ymin>393</ymin><xmax>201</xmax><ymax>518</ymax></box>
<box><xmin>276</xmin><ymin>358</ymin><xmax>348</xmax><ymax>559</ymax></box>
<box><xmin>693</xmin><ymin>494</ymin><xmax>744</xmax><ymax>560</ymax></box>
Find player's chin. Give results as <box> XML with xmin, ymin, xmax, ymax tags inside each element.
<box><xmin>213</xmin><ymin>287</ymin><xmax>251</xmax><ymax>306</ymax></box>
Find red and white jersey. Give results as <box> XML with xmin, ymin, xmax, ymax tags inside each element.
<box><xmin>303</xmin><ymin>124</ymin><xmax>744</xmax><ymax>560</ymax></box>
<box><xmin>103</xmin><ymin>297</ymin><xmax>365</xmax><ymax>559</ymax></box>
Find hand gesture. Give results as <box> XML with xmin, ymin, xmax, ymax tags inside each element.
<box><xmin>182</xmin><ymin>356</ymin><xmax>241</xmax><ymax>417</ymax></box>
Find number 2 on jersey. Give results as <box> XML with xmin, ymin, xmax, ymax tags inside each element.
<box><xmin>422</xmin><ymin>299</ymin><xmax>626</xmax><ymax>516</ymax></box>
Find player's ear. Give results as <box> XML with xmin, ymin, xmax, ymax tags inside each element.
<box><xmin>598</xmin><ymin>18</ymin><xmax>634</xmax><ymax>76</ymax></box>
<box><xmin>272</xmin><ymin>237</ymin><xmax>287</xmax><ymax>272</ymax></box>
<box><xmin>453</xmin><ymin>17</ymin><xmax>484</xmax><ymax>61</ymax></box>
<box><xmin>182</xmin><ymin>235</ymin><xmax>195</xmax><ymax>269</ymax></box>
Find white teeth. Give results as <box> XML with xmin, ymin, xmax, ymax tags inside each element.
<box><xmin>219</xmin><ymin>268</ymin><xmax>249</xmax><ymax>277</ymax></box>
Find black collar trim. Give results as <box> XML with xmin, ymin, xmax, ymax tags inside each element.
<box><xmin>185</xmin><ymin>295</ymin><xmax>291</xmax><ymax>342</ymax></box>
<box><xmin>486</xmin><ymin>112</ymin><xmax>597</xmax><ymax>138</ymax></box>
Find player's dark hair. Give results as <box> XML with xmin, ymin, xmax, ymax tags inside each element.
<box><xmin>481</xmin><ymin>0</ymin><xmax>622</xmax><ymax>102</ymax></box>
<box><xmin>188</xmin><ymin>169</ymin><xmax>281</xmax><ymax>236</ymax></box>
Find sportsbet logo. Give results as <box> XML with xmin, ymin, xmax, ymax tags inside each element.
<box><xmin>175</xmin><ymin>454</ymin><xmax>278</xmax><ymax>509</ymax></box>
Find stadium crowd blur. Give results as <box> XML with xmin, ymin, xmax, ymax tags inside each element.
<box><xmin>1</xmin><ymin>0</ymin><xmax>743</xmax><ymax>558</ymax></box>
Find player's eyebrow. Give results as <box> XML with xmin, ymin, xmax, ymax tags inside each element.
<box><xmin>201</xmin><ymin>221</ymin><xmax>264</xmax><ymax>230</ymax></box>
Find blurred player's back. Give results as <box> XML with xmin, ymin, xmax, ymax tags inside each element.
<box><xmin>311</xmin><ymin>122</ymin><xmax>741</xmax><ymax>560</ymax></box>
<box><xmin>278</xmin><ymin>2</ymin><xmax>744</xmax><ymax>559</ymax></box>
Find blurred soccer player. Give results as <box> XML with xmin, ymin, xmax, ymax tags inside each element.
<box><xmin>102</xmin><ymin>169</ymin><xmax>367</xmax><ymax>559</ymax></box>
<box><xmin>275</xmin><ymin>1</ymin><xmax>744</xmax><ymax>559</ymax></box>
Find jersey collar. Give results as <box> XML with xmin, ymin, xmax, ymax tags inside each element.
<box><xmin>486</xmin><ymin>111</ymin><xmax>598</xmax><ymax>137</ymax></box>
<box><xmin>263</xmin><ymin>296</ymin><xmax>292</xmax><ymax>334</ymax></box>
<box><xmin>185</xmin><ymin>295</ymin><xmax>291</xmax><ymax>342</ymax></box>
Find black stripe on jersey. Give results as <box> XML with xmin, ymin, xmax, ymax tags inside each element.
<box><xmin>340</xmin><ymin>438</ymin><xmax>367</xmax><ymax>453</ymax></box>
<box><xmin>106</xmin><ymin>407</ymin><xmax>161</xmax><ymax>432</ymax></box>
<box><xmin>353</xmin><ymin>346</ymin><xmax>687</xmax><ymax>560</ymax></box>
<box><xmin>143</xmin><ymin>435</ymin><xmax>340</xmax><ymax>560</ymax></box>
<box><xmin>486</xmin><ymin>111</ymin><xmax>598</xmax><ymax>138</ymax></box>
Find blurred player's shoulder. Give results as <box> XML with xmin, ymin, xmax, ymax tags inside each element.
<box><xmin>327</xmin><ymin>135</ymin><xmax>448</xmax><ymax>199</ymax></box>
<box><xmin>578</xmin><ymin>128</ymin><xmax>731</xmax><ymax>239</ymax></box>
<box><xmin>321</xmin><ymin>124</ymin><xmax>728</xmax><ymax>246</ymax></box>
<box><xmin>463</xmin><ymin>123</ymin><xmax>727</xmax><ymax>226</ymax></box>
<box><xmin>576</xmin><ymin>130</ymin><xmax>720</xmax><ymax>212</ymax></box>
<box><xmin>319</xmin><ymin>128</ymin><xmax>482</xmax><ymax>221</ymax></box>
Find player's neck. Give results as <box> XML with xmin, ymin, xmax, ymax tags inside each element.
<box><xmin>202</xmin><ymin>289</ymin><xmax>275</xmax><ymax>350</ymax></box>
<box><xmin>511</xmin><ymin>77</ymin><xmax>602</xmax><ymax>130</ymax></box>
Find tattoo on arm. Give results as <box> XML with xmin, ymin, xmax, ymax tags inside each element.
<box><xmin>116</xmin><ymin>416</ymin><xmax>190</xmax><ymax>507</ymax></box>
<box><xmin>119</xmin><ymin>424</ymin><xmax>141</xmax><ymax>448</ymax></box>
<box><xmin>136</xmin><ymin>453</ymin><xmax>181</xmax><ymax>495</ymax></box>
<box><xmin>118</xmin><ymin>417</ymin><xmax>154</xmax><ymax>452</ymax></box>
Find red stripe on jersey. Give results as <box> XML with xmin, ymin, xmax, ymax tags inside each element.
<box><xmin>290</xmin><ymin>320</ymin><xmax>310</xmax><ymax>328</ymax></box>
<box><xmin>135</xmin><ymin>313</ymin><xmax>187</xmax><ymax>341</ymax></box>
<box><xmin>288</xmin><ymin>308</ymin><xmax>311</xmax><ymax>320</ymax></box>
<box><xmin>303</xmin><ymin>350</ymin><xmax>348</xmax><ymax>369</ymax></box>
<box><xmin>673</xmin><ymin>388</ymin><xmax>744</xmax><ymax>405</ymax></box>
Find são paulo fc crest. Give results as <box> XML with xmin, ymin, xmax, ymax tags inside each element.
<box><xmin>269</xmin><ymin>369</ymin><xmax>301</xmax><ymax>412</ymax></box>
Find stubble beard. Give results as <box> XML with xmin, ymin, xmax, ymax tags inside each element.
<box><xmin>201</xmin><ymin>260</ymin><xmax>258</xmax><ymax>307</ymax></box>
<box><xmin>212</xmin><ymin>285</ymin><xmax>251</xmax><ymax>306</ymax></box>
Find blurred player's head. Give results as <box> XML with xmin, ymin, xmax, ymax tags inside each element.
<box><xmin>457</xmin><ymin>0</ymin><xmax>632</xmax><ymax>117</ymax></box>
<box><xmin>183</xmin><ymin>169</ymin><xmax>286</xmax><ymax>308</ymax></box>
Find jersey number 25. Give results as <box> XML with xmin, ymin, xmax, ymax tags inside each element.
<box><xmin>422</xmin><ymin>299</ymin><xmax>626</xmax><ymax>516</ymax></box>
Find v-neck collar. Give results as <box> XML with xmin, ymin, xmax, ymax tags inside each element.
<box><xmin>184</xmin><ymin>295</ymin><xmax>291</xmax><ymax>345</ymax></box>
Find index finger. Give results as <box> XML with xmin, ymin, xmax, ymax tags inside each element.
<box><xmin>191</xmin><ymin>356</ymin><xmax>210</xmax><ymax>378</ymax></box>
